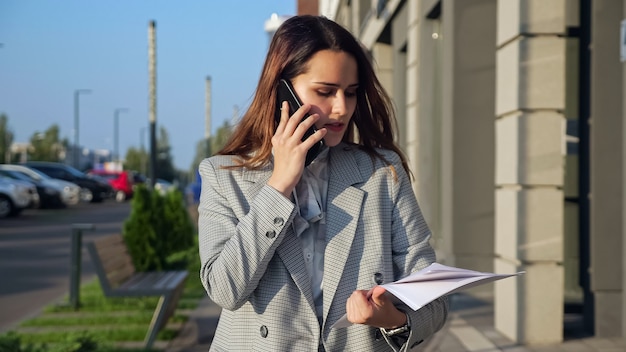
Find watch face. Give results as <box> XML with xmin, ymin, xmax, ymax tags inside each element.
<box><xmin>382</xmin><ymin>323</ymin><xmax>410</xmax><ymax>337</ymax></box>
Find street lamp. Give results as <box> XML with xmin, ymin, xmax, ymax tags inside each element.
<box><xmin>114</xmin><ymin>108</ymin><xmax>128</xmax><ymax>166</ymax></box>
<box><xmin>73</xmin><ymin>89</ymin><xmax>91</xmax><ymax>169</ymax></box>
<box><xmin>140</xmin><ymin>127</ymin><xmax>147</xmax><ymax>175</ymax></box>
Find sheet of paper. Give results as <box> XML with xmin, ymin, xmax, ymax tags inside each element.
<box><xmin>330</xmin><ymin>263</ymin><xmax>524</xmax><ymax>329</ymax></box>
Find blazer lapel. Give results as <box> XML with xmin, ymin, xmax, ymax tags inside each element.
<box><xmin>241</xmin><ymin>164</ymin><xmax>317</xmax><ymax>312</ymax></box>
<box><xmin>277</xmin><ymin>229</ymin><xmax>317</xmax><ymax>312</ymax></box>
<box><xmin>323</xmin><ymin>145</ymin><xmax>365</xmax><ymax>323</ymax></box>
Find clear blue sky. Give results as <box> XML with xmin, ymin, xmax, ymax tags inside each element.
<box><xmin>0</xmin><ymin>0</ymin><xmax>296</xmax><ymax>170</ymax></box>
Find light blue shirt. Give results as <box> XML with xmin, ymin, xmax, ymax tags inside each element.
<box><xmin>293</xmin><ymin>148</ymin><xmax>329</xmax><ymax>322</ymax></box>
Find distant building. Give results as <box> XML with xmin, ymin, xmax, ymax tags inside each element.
<box><xmin>9</xmin><ymin>143</ymin><xmax>30</xmax><ymax>163</ymax></box>
<box><xmin>264</xmin><ymin>13</ymin><xmax>291</xmax><ymax>41</ymax></box>
<box><xmin>64</xmin><ymin>145</ymin><xmax>111</xmax><ymax>171</ymax></box>
<box><xmin>9</xmin><ymin>141</ymin><xmax>113</xmax><ymax>171</ymax></box>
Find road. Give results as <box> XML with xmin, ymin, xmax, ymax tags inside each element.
<box><xmin>0</xmin><ymin>201</ymin><xmax>131</xmax><ymax>332</ymax></box>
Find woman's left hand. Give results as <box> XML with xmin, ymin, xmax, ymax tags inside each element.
<box><xmin>345</xmin><ymin>286</ymin><xmax>407</xmax><ymax>329</ymax></box>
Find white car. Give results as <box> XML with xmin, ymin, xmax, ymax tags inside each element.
<box><xmin>0</xmin><ymin>164</ymin><xmax>81</xmax><ymax>206</ymax></box>
<box><xmin>0</xmin><ymin>176</ymin><xmax>34</xmax><ymax>218</ymax></box>
<box><xmin>154</xmin><ymin>178</ymin><xmax>176</xmax><ymax>195</ymax></box>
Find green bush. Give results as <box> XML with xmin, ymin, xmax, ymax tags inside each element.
<box><xmin>122</xmin><ymin>186</ymin><xmax>159</xmax><ymax>271</ymax></box>
<box><xmin>123</xmin><ymin>186</ymin><xmax>196</xmax><ymax>272</ymax></box>
<box><xmin>0</xmin><ymin>331</ymin><xmax>103</xmax><ymax>352</ymax></box>
<box><xmin>164</xmin><ymin>190</ymin><xmax>195</xmax><ymax>253</ymax></box>
<box><xmin>0</xmin><ymin>332</ymin><xmax>26</xmax><ymax>352</ymax></box>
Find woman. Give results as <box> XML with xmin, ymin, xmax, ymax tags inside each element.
<box><xmin>198</xmin><ymin>15</ymin><xmax>448</xmax><ymax>351</ymax></box>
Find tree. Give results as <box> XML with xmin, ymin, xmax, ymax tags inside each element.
<box><xmin>28</xmin><ymin>124</ymin><xmax>66</xmax><ymax>162</ymax></box>
<box><xmin>123</xmin><ymin>186</ymin><xmax>160</xmax><ymax>271</ymax></box>
<box><xmin>156</xmin><ymin>127</ymin><xmax>176</xmax><ymax>182</ymax></box>
<box><xmin>124</xmin><ymin>146</ymin><xmax>148</xmax><ymax>174</ymax></box>
<box><xmin>0</xmin><ymin>114</ymin><xmax>14</xmax><ymax>164</ymax></box>
<box><xmin>189</xmin><ymin>120</ymin><xmax>233</xmax><ymax>178</ymax></box>
<box><xmin>124</xmin><ymin>126</ymin><xmax>177</xmax><ymax>181</ymax></box>
<box><xmin>123</xmin><ymin>185</ymin><xmax>195</xmax><ymax>271</ymax></box>
<box><xmin>212</xmin><ymin>120</ymin><xmax>233</xmax><ymax>153</ymax></box>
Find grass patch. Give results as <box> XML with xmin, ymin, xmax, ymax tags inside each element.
<box><xmin>20</xmin><ymin>312</ymin><xmax>156</xmax><ymax>327</ymax></box>
<box><xmin>1</xmin><ymin>269</ymin><xmax>206</xmax><ymax>352</ymax></box>
<box><xmin>44</xmin><ymin>281</ymin><xmax>161</xmax><ymax>314</ymax></box>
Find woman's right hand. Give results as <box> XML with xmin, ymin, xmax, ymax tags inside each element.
<box><xmin>267</xmin><ymin>101</ymin><xmax>327</xmax><ymax>198</ymax></box>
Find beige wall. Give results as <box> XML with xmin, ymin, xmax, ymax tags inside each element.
<box><xmin>590</xmin><ymin>0</ymin><xmax>624</xmax><ymax>338</ymax></box>
<box><xmin>494</xmin><ymin>0</ymin><xmax>567</xmax><ymax>344</ymax></box>
<box><xmin>335</xmin><ymin>0</ymin><xmax>626</xmax><ymax>343</ymax></box>
<box><xmin>623</xmin><ymin>0</ymin><xmax>626</xmax><ymax>340</ymax></box>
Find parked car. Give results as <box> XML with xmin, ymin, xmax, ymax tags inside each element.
<box><xmin>0</xmin><ymin>169</ymin><xmax>63</xmax><ymax>208</ymax></box>
<box><xmin>23</xmin><ymin>162</ymin><xmax>113</xmax><ymax>203</ymax></box>
<box><xmin>0</xmin><ymin>176</ymin><xmax>35</xmax><ymax>218</ymax></box>
<box><xmin>1</xmin><ymin>176</ymin><xmax>40</xmax><ymax>209</ymax></box>
<box><xmin>185</xmin><ymin>169</ymin><xmax>201</xmax><ymax>205</ymax></box>
<box><xmin>154</xmin><ymin>178</ymin><xmax>176</xmax><ymax>196</ymax></box>
<box><xmin>86</xmin><ymin>169</ymin><xmax>134</xmax><ymax>202</ymax></box>
<box><xmin>0</xmin><ymin>164</ymin><xmax>81</xmax><ymax>206</ymax></box>
<box><xmin>130</xmin><ymin>171</ymin><xmax>147</xmax><ymax>188</ymax></box>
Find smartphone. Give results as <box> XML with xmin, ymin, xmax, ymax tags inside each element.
<box><xmin>275</xmin><ymin>79</ymin><xmax>325</xmax><ymax>166</ymax></box>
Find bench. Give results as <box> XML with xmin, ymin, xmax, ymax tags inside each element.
<box><xmin>86</xmin><ymin>234</ymin><xmax>188</xmax><ymax>349</ymax></box>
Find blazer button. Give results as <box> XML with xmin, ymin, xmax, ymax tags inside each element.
<box><xmin>260</xmin><ymin>325</ymin><xmax>268</xmax><ymax>338</ymax></box>
<box><xmin>265</xmin><ymin>230</ymin><xmax>276</xmax><ymax>239</ymax></box>
<box><xmin>273</xmin><ymin>217</ymin><xmax>284</xmax><ymax>226</ymax></box>
<box><xmin>373</xmin><ymin>272</ymin><xmax>384</xmax><ymax>285</ymax></box>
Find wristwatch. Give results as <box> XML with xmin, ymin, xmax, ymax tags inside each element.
<box><xmin>380</xmin><ymin>314</ymin><xmax>411</xmax><ymax>337</ymax></box>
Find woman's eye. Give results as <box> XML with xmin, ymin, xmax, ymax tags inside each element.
<box><xmin>345</xmin><ymin>91</ymin><xmax>357</xmax><ymax>97</ymax></box>
<box><xmin>317</xmin><ymin>90</ymin><xmax>333</xmax><ymax>97</ymax></box>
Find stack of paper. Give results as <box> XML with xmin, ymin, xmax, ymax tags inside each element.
<box><xmin>332</xmin><ymin>263</ymin><xmax>524</xmax><ymax>329</ymax></box>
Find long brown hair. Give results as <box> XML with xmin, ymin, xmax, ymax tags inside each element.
<box><xmin>217</xmin><ymin>15</ymin><xmax>410</xmax><ymax>176</ymax></box>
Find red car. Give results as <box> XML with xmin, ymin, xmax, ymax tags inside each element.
<box><xmin>87</xmin><ymin>170</ymin><xmax>134</xmax><ymax>202</ymax></box>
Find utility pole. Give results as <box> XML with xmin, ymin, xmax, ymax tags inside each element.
<box><xmin>232</xmin><ymin>105</ymin><xmax>240</xmax><ymax>125</ymax></box>
<box><xmin>148</xmin><ymin>20</ymin><xmax>157</xmax><ymax>188</ymax></box>
<box><xmin>140</xmin><ymin>127</ymin><xmax>147</xmax><ymax>176</ymax></box>
<box><xmin>114</xmin><ymin>108</ymin><xmax>128</xmax><ymax>167</ymax></box>
<box><xmin>205</xmin><ymin>76</ymin><xmax>212</xmax><ymax>140</ymax></box>
<box><xmin>73</xmin><ymin>89</ymin><xmax>91</xmax><ymax>169</ymax></box>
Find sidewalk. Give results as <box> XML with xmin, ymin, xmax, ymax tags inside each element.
<box><xmin>167</xmin><ymin>293</ymin><xmax>626</xmax><ymax>352</ymax></box>
<box><xmin>166</xmin><ymin>297</ymin><xmax>220</xmax><ymax>352</ymax></box>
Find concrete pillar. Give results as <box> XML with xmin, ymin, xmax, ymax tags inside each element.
<box><xmin>623</xmin><ymin>0</ymin><xmax>626</xmax><ymax>340</ymax></box>
<box><xmin>371</xmin><ymin>43</ymin><xmax>394</xmax><ymax>97</ymax></box>
<box><xmin>494</xmin><ymin>0</ymin><xmax>566</xmax><ymax>344</ymax></box>
<box><xmin>590</xmin><ymin>0</ymin><xmax>624</xmax><ymax>338</ymax></box>
<box><xmin>407</xmin><ymin>0</ymin><xmax>443</xmax><ymax>256</ymax></box>
<box><xmin>438</xmin><ymin>0</ymin><xmax>497</xmax><ymax>278</ymax></box>
<box><xmin>391</xmin><ymin>4</ymin><xmax>407</xmax><ymax>149</ymax></box>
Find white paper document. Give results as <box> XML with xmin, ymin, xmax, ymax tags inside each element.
<box><xmin>331</xmin><ymin>263</ymin><xmax>524</xmax><ymax>329</ymax></box>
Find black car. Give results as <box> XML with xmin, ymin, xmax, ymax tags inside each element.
<box><xmin>23</xmin><ymin>162</ymin><xmax>113</xmax><ymax>203</ymax></box>
<box><xmin>0</xmin><ymin>169</ymin><xmax>64</xmax><ymax>208</ymax></box>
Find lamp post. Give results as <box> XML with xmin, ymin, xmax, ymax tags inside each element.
<box><xmin>114</xmin><ymin>108</ymin><xmax>128</xmax><ymax>166</ymax></box>
<box><xmin>140</xmin><ymin>127</ymin><xmax>147</xmax><ymax>175</ymax></box>
<box><xmin>73</xmin><ymin>89</ymin><xmax>91</xmax><ymax>169</ymax></box>
<box><xmin>148</xmin><ymin>20</ymin><xmax>158</xmax><ymax>188</ymax></box>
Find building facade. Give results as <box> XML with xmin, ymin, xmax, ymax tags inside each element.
<box><xmin>317</xmin><ymin>0</ymin><xmax>626</xmax><ymax>346</ymax></box>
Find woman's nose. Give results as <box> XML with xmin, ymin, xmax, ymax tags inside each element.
<box><xmin>332</xmin><ymin>94</ymin><xmax>347</xmax><ymax>116</ymax></box>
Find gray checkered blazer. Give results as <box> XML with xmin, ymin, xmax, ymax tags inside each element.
<box><xmin>198</xmin><ymin>143</ymin><xmax>448</xmax><ymax>351</ymax></box>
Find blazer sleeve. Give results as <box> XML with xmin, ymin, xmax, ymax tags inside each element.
<box><xmin>386</xmin><ymin>153</ymin><xmax>449</xmax><ymax>351</ymax></box>
<box><xmin>197</xmin><ymin>157</ymin><xmax>298</xmax><ymax>310</ymax></box>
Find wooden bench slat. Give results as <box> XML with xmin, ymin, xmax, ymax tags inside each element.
<box><xmin>86</xmin><ymin>234</ymin><xmax>189</xmax><ymax>349</ymax></box>
<box><xmin>118</xmin><ymin>271</ymin><xmax>187</xmax><ymax>293</ymax></box>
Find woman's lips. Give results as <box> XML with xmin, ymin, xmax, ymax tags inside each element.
<box><xmin>324</xmin><ymin>123</ymin><xmax>344</xmax><ymax>132</ymax></box>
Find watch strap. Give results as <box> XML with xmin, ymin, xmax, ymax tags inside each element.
<box><xmin>380</xmin><ymin>313</ymin><xmax>411</xmax><ymax>337</ymax></box>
